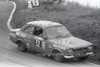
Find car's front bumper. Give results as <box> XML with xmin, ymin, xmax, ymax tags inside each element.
<box><xmin>64</xmin><ymin>52</ymin><xmax>94</xmax><ymax>59</ymax></box>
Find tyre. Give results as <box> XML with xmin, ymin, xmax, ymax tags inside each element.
<box><xmin>52</xmin><ymin>50</ymin><xmax>64</xmax><ymax>62</ymax></box>
<box><xmin>77</xmin><ymin>56</ymin><xmax>88</xmax><ymax>61</ymax></box>
<box><xmin>18</xmin><ymin>42</ymin><xmax>27</xmax><ymax>52</ymax></box>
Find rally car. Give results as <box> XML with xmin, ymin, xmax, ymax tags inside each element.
<box><xmin>9</xmin><ymin>20</ymin><xmax>94</xmax><ymax>62</ymax></box>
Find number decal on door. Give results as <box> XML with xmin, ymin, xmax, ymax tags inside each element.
<box><xmin>35</xmin><ymin>40</ymin><xmax>46</xmax><ymax>49</ymax></box>
<box><xmin>35</xmin><ymin>40</ymin><xmax>41</xmax><ymax>48</ymax></box>
<box><xmin>42</xmin><ymin>42</ymin><xmax>46</xmax><ymax>49</ymax></box>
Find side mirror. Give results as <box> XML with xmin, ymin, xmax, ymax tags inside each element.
<box><xmin>42</xmin><ymin>36</ymin><xmax>48</xmax><ymax>40</ymax></box>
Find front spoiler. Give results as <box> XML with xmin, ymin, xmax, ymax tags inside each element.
<box><xmin>64</xmin><ymin>52</ymin><xmax>94</xmax><ymax>59</ymax></box>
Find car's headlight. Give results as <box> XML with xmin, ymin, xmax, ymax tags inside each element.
<box><xmin>68</xmin><ymin>49</ymin><xmax>73</xmax><ymax>53</ymax></box>
<box><xmin>59</xmin><ymin>46</ymin><xmax>66</xmax><ymax>50</ymax></box>
<box><xmin>88</xmin><ymin>46</ymin><xmax>93</xmax><ymax>51</ymax></box>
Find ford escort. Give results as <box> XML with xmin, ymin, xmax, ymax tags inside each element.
<box><xmin>9</xmin><ymin>20</ymin><xmax>94</xmax><ymax>62</ymax></box>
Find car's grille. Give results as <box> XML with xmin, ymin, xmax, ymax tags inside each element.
<box><xmin>73</xmin><ymin>47</ymin><xmax>88</xmax><ymax>52</ymax></box>
<box><xmin>73</xmin><ymin>47</ymin><xmax>89</xmax><ymax>57</ymax></box>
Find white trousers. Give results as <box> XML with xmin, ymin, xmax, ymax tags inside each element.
<box><xmin>28</xmin><ymin>0</ymin><xmax>39</xmax><ymax>8</ymax></box>
<box><xmin>31</xmin><ymin>0</ymin><xmax>39</xmax><ymax>6</ymax></box>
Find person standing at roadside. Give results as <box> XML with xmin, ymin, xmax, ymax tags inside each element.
<box><xmin>28</xmin><ymin>0</ymin><xmax>39</xmax><ymax>8</ymax></box>
<box><xmin>32</xmin><ymin>0</ymin><xmax>39</xmax><ymax>7</ymax></box>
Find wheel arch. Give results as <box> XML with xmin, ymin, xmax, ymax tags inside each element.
<box><xmin>16</xmin><ymin>39</ymin><xmax>24</xmax><ymax>44</ymax></box>
<box><xmin>52</xmin><ymin>48</ymin><xmax>63</xmax><ymax>55</ymax></box>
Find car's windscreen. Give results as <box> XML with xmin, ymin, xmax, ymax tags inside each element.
<box><xmin>45</xmin><ymin>26</ymin><xmax>72</xmax><ymax>39</ymax></box>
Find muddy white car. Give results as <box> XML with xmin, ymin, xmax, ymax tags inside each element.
<box><xmin>9</xmin><ymin>20</ymin><xmax>94</xmax><ymax>62</ymax></box>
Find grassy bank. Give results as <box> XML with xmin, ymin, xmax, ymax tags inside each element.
<box><xmin>10</xmin><ymin>0</ymin><xmax>100</xmax><ymax>63</ymax></box>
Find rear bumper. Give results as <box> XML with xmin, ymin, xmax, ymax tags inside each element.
<box><xmin>64</xmin><ymin>52</ymin><xmax>94</xmax><ymax>59</ymax></box>
<box><xmin>8</xmin><ymin>36</ymin><xmax>16</xmax><ymax>43</ymax></box>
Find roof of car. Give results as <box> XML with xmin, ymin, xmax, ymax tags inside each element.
<box><xmin>27</xmin><ymin>20</ymin><xmax>62</xmax><ymax>28</ymax></box>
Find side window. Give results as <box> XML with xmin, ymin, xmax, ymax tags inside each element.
<box><xmin>33</xmin><ymin>27</ymin><xmax>43</xmax><ymax>37</ymax></box>
<box><xmin>24</xmin><ymin>26</ymin><xmax>34</xmax><ymax>35</ymax></box>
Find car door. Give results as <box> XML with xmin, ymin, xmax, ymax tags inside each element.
<box><xmin>31</xmin><ymin>27</ymin><xmax>47</xmax><ymax>53</ymax></box>
<box><xmin>21</xmin><ymin>26</ymin><xmax>37</xmax><ymax>50</ymax></box>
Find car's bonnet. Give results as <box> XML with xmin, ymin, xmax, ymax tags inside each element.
<box><xmin>49</xmin><ymin>36</ymin><xmax>92</xmax><ymax>49</ymax></box>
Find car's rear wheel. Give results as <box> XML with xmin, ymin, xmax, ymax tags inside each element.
<box><xmin>52</xmin><ymin>50</ymin><xmax>64</xmax><ymax>62</ymax></box>
<box><xmin>17</xmin><ymin>42</ymin><xmax>27</xmax><ymax>52</ymax></box>
<box><xmin>77</xmin><ymin>56</ymin><xmax>88</xmax><ymax>61</ymax></box>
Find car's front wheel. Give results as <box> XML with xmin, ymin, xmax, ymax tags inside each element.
<box><xmin>18</xmin><ymin>42</ymin><xmax>27</xmax><ymax>52</ymax></box>
<box><xmin>52</xmin><ymin>50</ymin><xmax>64</xmax><ymax>62</ymax></box>
<box><xmin>77</xmin><ymin>56</ymin><xmax>88</xmax><ymax>61</ymax></box>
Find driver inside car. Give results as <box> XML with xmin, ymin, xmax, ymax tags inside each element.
<box><xmin>33</xmin><ymin>27</ymin><xmax>43</xmax><ymax>37</ymax></box>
